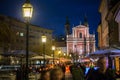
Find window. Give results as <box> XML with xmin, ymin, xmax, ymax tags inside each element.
<box><xmin>79</xmin><ymin>33</ymin><xmax>82</xmax><ymax>38</ymax></box>
<box><xmin>20</xmin><ymin>32</ymin><xmax>24</xmax><ymax>37</ymax></box>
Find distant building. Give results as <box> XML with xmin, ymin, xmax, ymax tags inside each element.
<box><xmin>66</xmin><ymin>22</ymin><xmax>96</xmax><ymax>57</ymax></box>
<box><xmin>55</xmin><ymin>41</ymin><xmax>67</xmax><ymax>57</ymax></box>
<box><xmin>53</xmin><ymin>34</ymin><xmax>67</xmax><ymax>58</ymax></box>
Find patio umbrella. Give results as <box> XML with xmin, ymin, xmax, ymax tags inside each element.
<box><xmin>88</xmin><ymin>49</ymin><xmax>120</xmax><ymax>58</ymax></box>
<box><xmin>30</xmin><ymin>55</ymin><xmax>44</xmax><ymax>60</ymax></box>
<box><xmin>30</xmin><ymin>55</ymin><xmax>53</xmax><ymax>60</ymax></box>
<box><xmin>44</xmin><ymin>55</ymin><xmax>53</xmax><ymax>59</ymax></box>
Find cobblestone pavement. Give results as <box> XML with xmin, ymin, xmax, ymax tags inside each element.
<box><xmin>65</xmin><ymin>71</ymin><xmax>73</xmax><ymax>80</ymax></box>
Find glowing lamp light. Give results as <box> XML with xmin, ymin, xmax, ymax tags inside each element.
<box><xmin>52</xmin><ymin>46</ymin><xmax>55</xmax><ymax>50</ymax></box>
<box><xmin>58</xmin><ymin>50</ymin><xmax>61</xmax><ymax>54</ymax></box>
<box><xmin>22</xmin><ymin>0</ymin><xmax>33</xmax><ymax>19</ymax></box>
<box><xmin>42</xmin><ymin>36</ymin><xmax>47</xmax><ymax>43</ymax></box>
<box><xmin>69</xmin><ymin>54</ymin><xmax>71</xmax><ymax>57</ymax></box>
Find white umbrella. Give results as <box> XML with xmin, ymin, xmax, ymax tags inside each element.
<box><xmin>44</xmin><ymin>55</ymin><xmax>53</xmax><ymax>59</ymax></box>
<box><xmin>30</xmin><ymin>56</ymin><xmax>44</xmax><ymax>60</ymax></box>
<box><xmin>31</xmin><ymin>55</ymin><xmax>53</xmax><ymax>60</ymax></box>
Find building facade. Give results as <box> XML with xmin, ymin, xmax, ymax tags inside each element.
<box><xmin>115</xmin><ymin>2</ymin><xmax>120</xmax><ymax>43</ymax></box>
<box><xmin>98</xmin><ymin>0</ymin><xmax>120</xmax><ymax>48</ymax></box>
<box><xmin>0</xmin><ymin>15</ymin><xmax>53</xmax><ymax>55</ymax></box>
<box><xmin>55</xmin><ymin>41</ymin><xmax>67</xmax><ymax>58</ymax></box>
<box><xmin>66</xmin><ymin>24</ymin><xmax>96</xmax><ymax>57</ymax></box>
<box><xmin>98</xmin><ymin>0</ymin><xmax>120</xmax><ymax>71</ymax></box>
<box><xmin>53</xmin><ymin>34</ymin><xmax>67</xmax><ymax>59</ymax></box>
<box><xmin>98</xmin><ymin>0</ymin><xmax>109</xmax><ymax>48</ymax></box>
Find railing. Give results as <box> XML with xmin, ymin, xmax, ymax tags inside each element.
<box><xmin>67</xmin><ymin>37</ymin><xmax>95</xmax><ymax>41</ymax></box>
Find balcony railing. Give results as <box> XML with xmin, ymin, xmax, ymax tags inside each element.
<box><xmin>67</xmin><ymin>37</ymin><xmax>95</xmax><ymax>41</ymax></box>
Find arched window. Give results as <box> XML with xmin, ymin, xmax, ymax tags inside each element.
<box><xmin>79</xmin><ymin>33</ymin><xmax>82</xmax><ymax>38</ymax></box>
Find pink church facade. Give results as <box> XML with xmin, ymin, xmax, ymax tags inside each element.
<box><xmin>66</xmin><ymin>24</ymin><xmax>96</xmax><ymax>57</ymax></box>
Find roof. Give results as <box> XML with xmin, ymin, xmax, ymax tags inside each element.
<box><xmin>55</xmin><ymin>42</ymin><xmax>66</xmax><ymax>47</ymax></box>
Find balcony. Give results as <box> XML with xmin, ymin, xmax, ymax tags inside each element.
<box><xmin>67</xmin><ymin>37</ymin><xmax>95</xmax><ymax>42</ymax></box>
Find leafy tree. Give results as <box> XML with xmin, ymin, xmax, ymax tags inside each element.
<box><xmin>0</xmin><ymin>21</ymin><xmax>16</xmax><ymax>53</ymax></box>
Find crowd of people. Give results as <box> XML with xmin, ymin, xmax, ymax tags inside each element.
<box><xmin>16</xmin><ymin>56</ymin><xmax>120</xmax><ymax>80</ymax></box>
<box><xmin>37</xmin><ymin>63</ymin><xmax>66</xmax><ymax>80</ymax></box>
<box><xmin>16</xmin><ymin>63</ymin><xmax>66</xmax><ymax>80</ymax></box>
<box><xmin>38</xmin><ymin>67</ymin><xmax>64</xmax><ymax>80</ymax></box>
<box><xmin>69</xmin><ymin>56</ymin><xmax>120</xmax><ymax>80</ymax></box>
<box><xmin>86</xmin><ymin>57</ymin><xmax>117</xmax><ymax>80</ymax></box>
<box><xmin>38</xmin><ymin>58</ymin><xmax>120</xmax><ymax>80</ymax></box>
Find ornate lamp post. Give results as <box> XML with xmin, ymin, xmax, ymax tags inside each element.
<box><xmin>42</xmin><ymin>35</ymin><xmax>47</xmax><ymax>66</ymax></box>
<box><xmin>22</xmin><ymin>0</ymin><xmax>33</xmax><ymax>80</ymax></box>
<box><xmin>52</xmin><ymin>45</ymin><xmax>55</xmax><ymax>64</ymax></box>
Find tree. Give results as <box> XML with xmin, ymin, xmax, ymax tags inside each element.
<box><xmin>70</xmin><ymin>51</ymin><xmax>79</xmax><ymax>63</ymax></box>
<box><xmin>0</xmin><ymin>21</ymin><xmax>16</xmax><ymax>53</ymax></box>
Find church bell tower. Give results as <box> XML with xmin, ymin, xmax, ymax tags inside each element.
<box><xmin>65</xmin><ymin>16</ymin><xmax>70</xmax><ymax>36</ymax></box>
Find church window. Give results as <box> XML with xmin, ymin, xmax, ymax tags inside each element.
<box><xmin>79</xmin><ymin>33</ymin><xmax>82</xmax><ymax>38</ymax></box>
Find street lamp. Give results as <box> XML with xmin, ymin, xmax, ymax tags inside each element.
<box><xmin>42</xmin><ymin>35</ymin><xmax>47</xmax><ymax>66</ymax></box>
<box><xmin>22</xmin><ymin>0</ymin><xmax>33</xmax><ymax>21</ymax></box>
<box><xmin>52</xmin><ymin>45</ymin><xmax>55</xmax><ymax>64</ymax></box>
<box><xmin>22</xmin><ymin>0</ymin><xmax>33</xmax><ymax>80</ymax></box>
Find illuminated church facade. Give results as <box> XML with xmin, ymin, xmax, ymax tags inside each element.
<box><xmin>65</xmin><ymin>17</ymin><xmax>96</xmax><ymax>57</ymax></box>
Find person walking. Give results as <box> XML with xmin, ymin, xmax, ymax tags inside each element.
<box><xmin>86</xmin><ymin>57</ymin><xmax>116</xmax><ymax>80</ymax></box>
<box><xmin>38</xmin><ymin>70</ymin><xmax>50</xmax><ymax>80</ymax></box>
<box><xmin>50</xmin><ymin>67</ymin><xmax>63</xmax><ymax>80</ymax></box>
<box><xmin>71</xmin><ymin>64</ymin><xmax>85</xmax><ymax>80</ymax></box>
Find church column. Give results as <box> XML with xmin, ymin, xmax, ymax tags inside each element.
<box><xmin>73</xmin><ymin>28</ymin><xmax>75</xmax><ymax>37</ymax></box>
<box><xmin>67</xmin><ymin>42</ymin><xmax>69</xmax><ymax>55</ymax></box>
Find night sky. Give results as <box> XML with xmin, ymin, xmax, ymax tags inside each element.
<box><xmin>0</xmin><ymin>0</ymin><xmax>101</xmax><ymax>46</ymax></box>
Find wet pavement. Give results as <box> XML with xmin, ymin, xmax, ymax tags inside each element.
<box><xmin>65</xmin><ymin>70</ymin><xmax>73</xmax><ymax>80</ymax></box>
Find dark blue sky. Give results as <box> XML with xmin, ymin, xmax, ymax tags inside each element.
<box><xmin>0</xmin><ymin>0</ymin><xmax>101</xmax><ymax>45</ymax></box>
